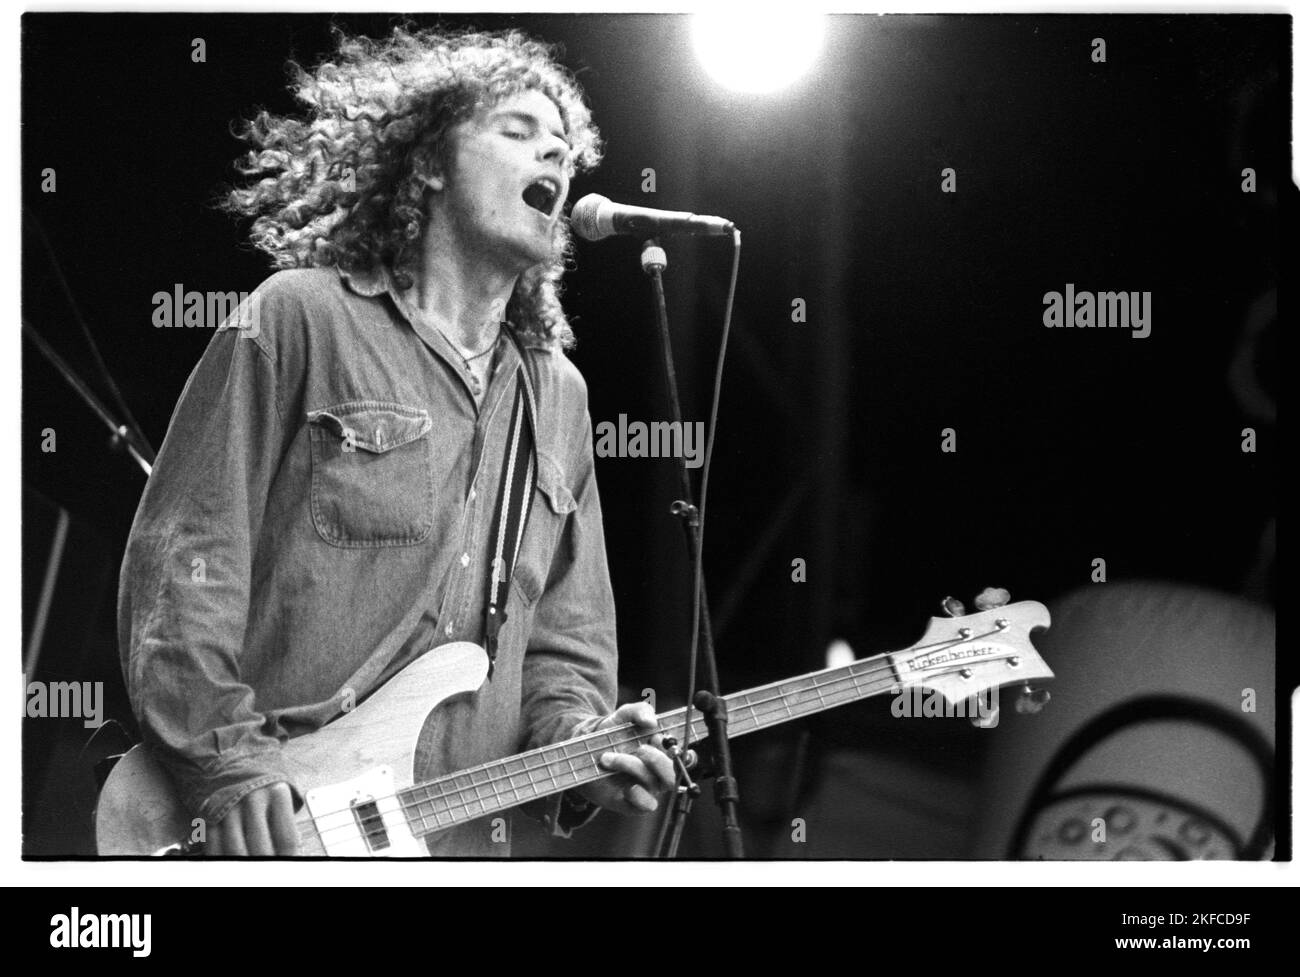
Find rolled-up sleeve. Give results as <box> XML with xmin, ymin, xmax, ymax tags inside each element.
<box><xmin>519</xmin><ymin>407</ymin><xmax>618</xmax><ymax>834</ymax></box>
<box><xmin>520</xmin><ymin>408</ymin><xmax>618</xmax><ymax>746</ymax></box>
<box><xmin>117</xmin><ymin>294</ymin><xmax>297</xmax><ymax>827</ymax></box>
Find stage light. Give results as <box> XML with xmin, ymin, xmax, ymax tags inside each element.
<box><xmin>691</xmin><ymin>11</ymin><xmax>827</xmax><ymax>94</ymax></box>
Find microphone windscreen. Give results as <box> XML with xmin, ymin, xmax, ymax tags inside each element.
<box><xmin>570</xmin><ymin>194</ymin><xmax>610</xmax><ymax>241</ymax></box>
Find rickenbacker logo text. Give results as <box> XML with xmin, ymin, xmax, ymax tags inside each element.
<box><xmin>905</xmin><ymin>643</ymin><xmax>998</xmax><ymax>672</ymax></box>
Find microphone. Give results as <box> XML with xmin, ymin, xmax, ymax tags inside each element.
<box><xmin>570</xmin><ymin>194</ymin><xmax>735</xmax><ymax>241</ymax></box>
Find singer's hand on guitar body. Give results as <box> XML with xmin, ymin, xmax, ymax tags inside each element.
<box><xmin>578</xmin><ymin>702</ymin><xmax>676</xmax><ymax>814</ymax></box>
<box><xmin>206</xmin><ymin>782</ymin><xmax>300</xmax><ymax>856</ymax></box>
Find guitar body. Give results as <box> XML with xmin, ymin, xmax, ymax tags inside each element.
<box><xmin>95</xmin><ymin>641</ymin><xmax>489</xmax><ymax>856</ymax></box>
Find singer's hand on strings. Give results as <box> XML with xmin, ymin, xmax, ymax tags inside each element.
<box><xmin>578</xmin><ymin>702</ymin><xmax>676</xmax><ymax>815</ymax></box>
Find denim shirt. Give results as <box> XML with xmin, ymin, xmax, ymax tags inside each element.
<box><xmin>117</xmin><ymin>265</ymin><xmax>618</xmax><ymax>856</ymax></box>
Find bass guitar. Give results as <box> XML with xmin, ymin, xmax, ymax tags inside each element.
<box><xmin>96</xmin><ymin>598</ymin><xmax>1052</xmax><ymax>856</ymax></box>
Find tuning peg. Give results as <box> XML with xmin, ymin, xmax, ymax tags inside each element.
<box><xmin>973</xmin><ymin>587</ymin><xmax>1011</xmax><ymax>611</ymax></box>
<box><xmin>941</xmin><ymin>596</ymin><xmax>966</xmax><ymax>617</ymax></box>
<box><xmin>1015</xmin><ymin>684</ymin><xmax>1051</xmax><ymax>715</ymax></box>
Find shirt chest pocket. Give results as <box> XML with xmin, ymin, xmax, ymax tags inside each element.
<box><xmin>306</xmin><ymin>401</ymin><xmax>434</xmax><ymax>547</ymax></box>
<box><xmin>511</xmin><ymin>454</ymin><xmax>577</xmax><ymax>606</ymax></box>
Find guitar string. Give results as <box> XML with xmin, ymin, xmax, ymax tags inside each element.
<box><xmin>389</xmin><ymin>622</ymin><xmax>1020</xmax><ymax>829</ymax></box>
<box><xmin>304</xmin><ymin>664</ymin><xmax>1023</xmax><ymax>853</ymax></box>
<box><xmin>301</xmin><ymin>627</ymin><xmax>1022</xmax><ymax>849</ymax></box>
<box><xmin>301</xmin><ymin>634</ymin><xmax>1013</xmax><ymax>847</ymax></box>
<box><xmin>301</xmin><ymin>663</ymin><xmax>901</xmax><ymax>851</ymax></box>
<box><xmin>300</xmin><ymin>623</ymin><xmax>1023</xmax><ymax>849</ymax></box>
<box><xmin>300</xmin><ymin>654</ymin><xmax>905</xmax><ymax>848</ymax></box>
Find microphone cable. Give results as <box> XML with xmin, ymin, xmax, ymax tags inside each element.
<box><xmin>677</xmin><ymin>227</ymin><xmax>742</xmax><ymax>768</ymax></box>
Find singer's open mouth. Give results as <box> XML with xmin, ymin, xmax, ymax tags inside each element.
<box><xmin>522</xmin><ymin>179</ymin><xmax>559</xmax><ymax>216</ymax></box>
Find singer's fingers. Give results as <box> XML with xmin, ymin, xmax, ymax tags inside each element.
<box><xmin>215</xmin><ymin>807</ymin><xmax>247</xmax><ymax>857</ymax></box>
<box><xmin>605</xmin><ymin>701</ymin><xmax>658</xmax><ymax>732</ymax></box>
<box><xmin>267</xmin><ymin>784</ymin><xmax>301</xmax><ymax>856</ymax></box>
<box><xmin>623</xmin><ymin>784</ymin><xmax>658</xmax><ymax>813</ymax></box>
<box><xmin>635</xmin><ymin>743</ymin><xmax>676</xmax><ymax>792</ymax></box>
<box><xmin>241</xmin><ymin>788</ymin><xmax>275</xmax><ymax>856</ymax></box>
<box><xmin>598</xmin><ymin>751</ymin><xmax>661</xmax><ymax>796</ymax></box>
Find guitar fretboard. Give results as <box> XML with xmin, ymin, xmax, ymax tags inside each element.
<box><xmin>395</xmin><ymin>650</ymin><xmax>906</xmax><ymax>839</ymax></box>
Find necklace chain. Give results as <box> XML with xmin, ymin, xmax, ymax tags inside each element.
<box><xmin>407</xmin><ymin>299</ymin><xmax>500</xmax><ymax>394</ymax></box>
<box><xmin>460</xmin><ymin>332</ymin><xmax>499</xmax><ymax>364</ymax></box>
<box><xmin>459</xmin><ymin>325</ymin><xmax>500</xmax><ymax>399</ymax></box>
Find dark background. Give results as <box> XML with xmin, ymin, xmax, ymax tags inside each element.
<box><xmin>21</xmin><ymin>14</ymin><xmax>1283</xmax><ymax>858</ymax></box>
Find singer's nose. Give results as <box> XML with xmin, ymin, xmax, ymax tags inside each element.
<box><xmin>539</xmin><ymin>133</ymin><xmax>571</xmax><ymax>171</ymax></box>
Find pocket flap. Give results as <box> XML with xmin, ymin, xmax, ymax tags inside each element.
<box><xmin>307</xmin><ymin>402</ymin><xmax>432</xmax><ymax>454</ymax></box>
<box><xmin>536</xmin><ymin>456</ymin><xmax>576</xmax><ymax>515</ymax></box>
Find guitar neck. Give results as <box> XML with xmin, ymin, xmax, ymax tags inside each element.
<box><xmin>397</xmin><ymin>648</ymin><xmax>904</xmax><ymax>840</ymax></box>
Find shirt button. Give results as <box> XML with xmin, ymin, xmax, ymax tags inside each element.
<box><xmin>445</xmin><ymin>623</ymin><xmax>454</xmax><ymax>636</ymax></box>
<box><xmin>469</xmin><ymin>488</ymin><xmax>477</xmax><ymax>502</ymax></box>
<box><xmin>460</xmin><ymin>553</ymin><xmax>470</xmax><ymax>567</ymax></box>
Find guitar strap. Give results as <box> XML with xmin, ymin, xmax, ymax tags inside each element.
<box><xmin>482</xmin><ymin>336</ymin><xmax>539</xmax><ymax>679</ymax></box>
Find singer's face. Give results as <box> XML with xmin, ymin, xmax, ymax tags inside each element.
<box><xmin>435</xmin><ymin>90</ymin><xmax>573</xmax><ymax>271</ymax></box>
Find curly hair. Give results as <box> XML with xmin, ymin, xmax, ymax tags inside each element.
<box><xmin>223</xmin><ymin>25</ymin><xmax>603</xmax><ymax>347</ymax></box>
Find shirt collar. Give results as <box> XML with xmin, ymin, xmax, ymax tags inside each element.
<box><xmin>337</xmin><ymin>263</ymin><xmax>555</xmax><ymax>354</ymax></box>
<box><xmin>336</xmin><ymin>263</ymin><xmax>393</xmax><ymax>298</ymax></box>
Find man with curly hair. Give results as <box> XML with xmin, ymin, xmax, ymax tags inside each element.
<box><xmin>118</xmin><ymin>26</ymin><xmax>674</xmax><ymax>856</ymax></box>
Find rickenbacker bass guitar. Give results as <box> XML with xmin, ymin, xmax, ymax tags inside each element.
<box><xmin>96</xmin><ymin>600</ymin><xmax>1052</xmax><ymax>856</ymax></box>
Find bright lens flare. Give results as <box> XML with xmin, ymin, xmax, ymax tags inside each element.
<box><xmin>691</xmin><ymin>12</ymin><xmax>827</xmax><ymax>94</ymax></box>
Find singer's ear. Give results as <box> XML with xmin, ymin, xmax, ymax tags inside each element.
<box><xmin>418</xmin><ymin>172</ymin><xmax>446</xmax><ymax>193</ymax></box>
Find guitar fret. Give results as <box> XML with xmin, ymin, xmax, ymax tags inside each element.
<box><xmin>503</xmin><ymin>758</ymin><xmax>523</xmax><ymax>795</ymax></box>
<box><xmin>454</xmin><ymin>774</ymin><xmax>477</xmax><ymax>818</ymax></box>
<box><xmin>449</xmin><ymin>775</ymin><xmax>469</xmax><ymax>812</ymax></box>
<box><xmin>470</xmin><ymin>769</ymin><xmax>489</xmax><ymax>805</ymax></box>
<box><xmin>520</xmin><ymin>760</ymin><xmax>537</xmax><ymax>794</ymax></box>
<box><xmin>484</xmin><ymin>768</ymin><xmax>503</xmax><ymax>805</ymax></box>
<box><xmin>425</xmin><ymin>805</ymin><xmax>443</xmax><ymax>831</ymax></box>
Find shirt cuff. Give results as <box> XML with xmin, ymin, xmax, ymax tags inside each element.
<box><xmin>172</xmin><ymin>751</ymin><xmax>303</xmax><ymax>829</ymax></box>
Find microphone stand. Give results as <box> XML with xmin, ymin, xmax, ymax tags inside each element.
<box><xmin>23</xmin><ymin>319</ymin><xmax>154</xmax><ymax>477</ymax></box>
<box><xmin>638</xmin><ymin>238</ymin><xmax>744</xmax><ymax>858</ymax></box>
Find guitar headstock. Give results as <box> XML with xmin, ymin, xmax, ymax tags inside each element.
<box><xmin>888</xmin><ymin>598</ymin><xmax>1053</xmax><ymax>721</ymax></box>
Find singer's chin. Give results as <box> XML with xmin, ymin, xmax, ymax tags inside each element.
<box><xmin>513</xmin><ymin>218</ymin><xmax>570</xmax><ymax>284</ymax></box>
<box><xmin>513</xmin><ymin>230</ymin><xmax>566</xmax><ymax>280</ymax></box>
